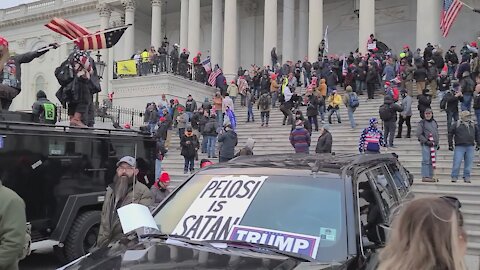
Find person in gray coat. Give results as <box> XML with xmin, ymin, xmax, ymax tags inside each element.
<box><xmin>397</xmin><ymin>90</ymin><xmax>413</xmax><ymax>138</ymax></box>
<box><xmin>416</xmin><ymin>108</ymin><xmax>440</xmax><ymax>182</ymax></box>
<box><xmin>315</xmin><ymin>124</ymin><xmax>333</xmax><ymax>153</ymax></box>
<box><xmin>218</xmin><ymin>124</ymin><xmax>238</xmax><ymax>162</ymax></box>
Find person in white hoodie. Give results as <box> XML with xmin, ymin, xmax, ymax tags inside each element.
<box><xmin>222</xmin><ymin>93</ymin><xmax>235</xmax><ymax>113</ymax></box>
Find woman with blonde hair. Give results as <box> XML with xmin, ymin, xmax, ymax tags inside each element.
<box><xmin>377</xmin><ymin>197</ymin><xmax>467</xmax><ymax>270</ymax></box>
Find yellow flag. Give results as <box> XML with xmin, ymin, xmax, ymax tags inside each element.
<box><xmin>116</xmin><ymin>60</ymin><xmax>137</xmax><ymax>75</ymax></box>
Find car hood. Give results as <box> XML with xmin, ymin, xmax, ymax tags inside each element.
<box><xmin>60</xmin><ymin>238</ymin><xmax>342</xmax><ymax>270</ymax></box>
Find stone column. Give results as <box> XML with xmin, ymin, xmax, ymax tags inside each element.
<box><xmin>188</xmin><ymin>0</ymin><xmax>201</xmax><ymax>55</ymax></box>
<box><xmin>282</xmin><ymin>0</ymin><xmax>294</xmax><ymax>63</ymax></box>
<box><xmin>297</xmin><ymin>0</ymin><xmax>308</xmax><ymax>60</ymax></box>
<box><xmin>308</xmin><ymin>0</ymin><xmax>323</xmax><ymax>62</ymax></box>
<box><xmin>151</xmin><ymin>0</ymin><xmax>162</xmax><ymax>49</ymax></box>
<box><xmin>223</xmin><ymin>0</ymin><xmax>237</xmax><ymax>80</ymax></box>
<box><xmin>211</xmin><ymin>0</ymin><xmax>223</xmax><ymax>67</ymax></box>
<box><xmin>122</xmin><ymin>0</ymin><xmax>135</xmax><ymax>59</ymax></box>
<box><xmin>263</xmin><ymin>0</ymin><xmax>277</xmax><ymax>66</ymax></box>
<box><xmin>416</xmin><ymin>0</ymin><xmax>440</xmax><ymax>49</ymax></box>
<box><xmin>97</xmin><ymin>3</ymin><xmax>112</xmax><ymax>100</ymax></box>
<box><xmin>358</xmin><ymin>0</ymin><xmax>374</xmax><ymax>55</ymax></box>
<box><xmin>180</xmin><ymin>0</ymin><xmax>189</xmax><ymax>50</ymax></box>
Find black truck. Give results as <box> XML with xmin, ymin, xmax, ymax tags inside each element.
<box><xmin>0</xmin><ymin>111</ymin><xmax>156</xmax><ymax>262</ymax></box>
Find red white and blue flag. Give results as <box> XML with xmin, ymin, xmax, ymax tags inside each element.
<box><xmin>208</xmin><ymin>67</ymin><xmax>222</xmax><ymax>87</ymax></box>
<box><xmin>201</xmin><ymin>57</ymin><xmax>212</xmax><ymax>73</ymax></box>
<box><xmin>440</xmin><ymin>0</ymin><xmax>463</xmax><ymax>37</ymax></box>
<box><xmin>45</xmin><ymin>17</ymin><xmax>127</xmax><ymax>50</ymax></box>
<box><xmin>342</xmin><ymin>55</ymin><xmax>347</xmax><ymax>76</ymax></box>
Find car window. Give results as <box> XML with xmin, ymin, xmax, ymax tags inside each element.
<box><xmin>385</xmin><ymin>162</ymin><xmax>409</xmax><ymax>198</ymax></box>
<box><xmin>154</xmin><ymin>174</ymin><xmax>348</xmax><ymax>262</ymax></box>
<box><xmin>367</xmin><ymin>166</ymin><xmax>398</xmax><ymax>223</ymax></box>
<box><xmin>357</xmin><ymin>172</ymin><xmax>384</xmax><ymax>247</ymax></box>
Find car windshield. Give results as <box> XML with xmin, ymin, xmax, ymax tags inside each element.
<box><xmin>153</xmin><ymin>174</ymin><xmax>348</xmax><ymax>262</ymax></box>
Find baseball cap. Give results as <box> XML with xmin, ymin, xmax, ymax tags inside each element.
<box><xmin>116</xmin><ymin>156</ymin><xmax>136</xmax><ymax>167</ymax></box>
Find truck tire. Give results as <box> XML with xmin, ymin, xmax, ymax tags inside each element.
<box><xmin>64</xmin><ymin>210</ymin><xmax>101</xmax><ymax>262</ymax></box>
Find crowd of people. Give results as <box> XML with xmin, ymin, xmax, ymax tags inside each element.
<box><xmin>140</xmin><ymin>35</ymin><xmax>480</xmax><ymax>185</ymax></box>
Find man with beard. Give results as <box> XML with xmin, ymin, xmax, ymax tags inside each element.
<box><xmin>96</xmin><ymin>156</ymin><xmax>153</xmax><ymax>248</ymax></box>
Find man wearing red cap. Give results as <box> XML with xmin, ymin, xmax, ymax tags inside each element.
<box><xmin>0</xmin><ymin>36</ymin><xmax>58</xmax><ymax>110</ymax></box>
<box><xmin>150</xmin><ymin>172</ymin><xmax>171</xmax><ymax>204</ymax></box>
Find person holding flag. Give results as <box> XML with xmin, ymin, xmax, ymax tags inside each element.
<box><xmin>0</xmin><ymin>36</ymin><xmax>58</xmax><ymax>110</ymax></box>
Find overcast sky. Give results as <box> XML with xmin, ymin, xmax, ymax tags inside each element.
<box><xmin>0</xmin><ymin>0</ymin><xmax>38</xmax><ymax>9</ymax></box>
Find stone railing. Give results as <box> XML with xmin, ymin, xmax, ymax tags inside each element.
<box><xmin>111</xmin><ymin>73</ymin><xmax>217</xmax><ymax>111</ymax></box>
<box><xmin>0</xmin><ymin>0</ymin><xmax>96</xmax><ymax>21</ymax></box>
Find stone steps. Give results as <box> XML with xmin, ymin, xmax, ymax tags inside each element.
<box><xmin>160</xmin><ymin>86</ymin><xmax>480</xmax><ymax>255</ymax></box>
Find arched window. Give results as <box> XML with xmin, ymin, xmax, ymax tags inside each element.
<box><xmin>35</xmin><ymin>75</ymin><xmax>46</xmax><ymax>92</ymax></box>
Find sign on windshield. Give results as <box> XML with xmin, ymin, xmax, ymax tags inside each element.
<box><xmin>172</xmin><ymin>175</ymin><xmax>267</xmax><ymax>240</ymax></box>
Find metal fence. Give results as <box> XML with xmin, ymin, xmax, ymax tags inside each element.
<box><xmin>57</xmin><ymin>104</ymin><xmax>144</xmax><ymax>127</ymax></box>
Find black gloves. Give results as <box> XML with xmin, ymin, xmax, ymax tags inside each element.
<box><xmin>476</xmin><ymin>145</ymin><xmax>480</xmax><ymax>151</ymax></box>
<box><xmin>426</xmin><ymin>141</ymin><xmax>434</xmax><ymax>147</ymax></box>
<box><xmin>48</xmin><ymin>43</ymin><xmax>59</xmax><ymax>49</ymax></box>
<box><xmin>449</xmin><ymin>146</ymin><xmax>454</xmax><ymax>151</ymax></box>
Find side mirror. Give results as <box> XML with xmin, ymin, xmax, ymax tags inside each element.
<box><xmin>408</xmin><ymin>172</ymin><xmax>414</xmax><ymax>186</ymax></box>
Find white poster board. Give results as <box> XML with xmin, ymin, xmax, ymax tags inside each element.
<box><xmin>172</xmin><ymin>175</ymin><xmax>267</xmax><ymax>240</ymax></box>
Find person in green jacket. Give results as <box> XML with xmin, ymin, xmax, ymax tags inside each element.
<box><xmin>0</xmin><ymin>180</ymin><xmax>27</xmax><ymax>270</ymax></box>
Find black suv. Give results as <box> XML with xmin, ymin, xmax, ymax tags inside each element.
<box><xmin>0</xmin><ymin>111</ymin><xmax>156</xmax><ymax>262</ymax></box>
<box><xmin>62</xmin><ymin>153</ymin><xmax>413</xmax><ymax>270</ymax></box>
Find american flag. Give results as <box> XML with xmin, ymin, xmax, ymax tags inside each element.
<box><xmin>428</xmin><ymin>133</ymin><xmax>436</xmax><ymax>170</ymax></box>
<box><xmin>208</xmin><ymin>68</ymin><xmax>222</xmax><ymax>87</ymax></box>
<box><xmin>45</xmin><ymin>17</ymin><xmax>126</xmax><ymax>50</ymax></box>
<box><xmin>341</xmin><ymin>55</ymin><xmax>347</xmax><ymax>76</ymax></box>
<box><xmin>440</xmin><ymin>0</ymin><xmax>463</xmax><ymax>37</ymax></box>
<box><xmin>201</xmin><ymin>57</ymin><xmax>212</xmax><ymax>73</ymax></box>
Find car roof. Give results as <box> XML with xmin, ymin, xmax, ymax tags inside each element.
<box><xmin>199</xmin><ymin>153</ymin><xmax>399</xmax><ymax>176</ymax></box>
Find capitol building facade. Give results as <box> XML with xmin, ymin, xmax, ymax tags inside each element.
<box><xmin>1</xmin><ymin>0</ymin><xmax>479</xmax><ymax>111</ymax></box>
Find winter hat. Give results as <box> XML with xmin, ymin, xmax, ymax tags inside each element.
<box><xmin>159</xmin><ymin>117</ymin><xmax>166</xmax><ymax>122</ymax></box>
<box><xmin>159</xmin><ymin>172</ymin><xmax>170</xmax><ymax>183</ymax></box>
<box><xmin>384</xmin><ymin>81</ymin><xmax>391</xmax><ymax>87</ymax></box>
<box><xmin>424</xmin><ymin>108</ymin><xmax>433</xmax><ymax>114</ymax></box>
<box><xmin>36</xmin><ymin>90</ymin><xmax>47</xmax><ymax>99</ymax></box>
<box><xmin>460</xmin><ymin>110</ymin><xmax>471</xmax><ymax>121</ymax></box>
<box><xmin>369</xmin><ymin>118</ymin><xmax>378</xmax><ymax>126</ymax></box>
<box><xmin>462</xmin><ymin>71</ymin><xmax>470</xmax><ymax>78</ymax></box>
<box><xmin>321</xmin><ymin>124</ymin><xmax>330</xmax><ymax>131</ymax></box>
<box><xmin>200</xmin><ymin>159</ymin><xmax>214</xmax><ymax>168</ymax></box>
<box><xmin>295</xmin><ymin>119</ymin><xmax>303</xmax><ymax>127</ymax></box>
<box><xmin>345</xmin><ymin>86</ymin><xmax>353</xmax><ymax>92</ymax></box>
<box><xmin>471</xmin><ymin>41</ymin><xmax>477</xmax><ymax>48</ymax></box>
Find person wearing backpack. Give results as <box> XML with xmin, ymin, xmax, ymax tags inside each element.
<box><xmin>257</xmin><ymin>92</ymin><xmax>271</xmax><ymax>127</ymax></box>
<box><xmin>379</xmin><ymin>95</ymin><xmax>403</xmax><ymax>148</ymax></box>
<box><xmin>343</xmin><ymin>85</ymin><xmax>358</xmax><ymax>129</ymax></box>
<box><xmin>448</xmin><ymin>111</ymin><xmax>480</xmax><ymax>183</ymax></box>
<box><xmin>442</xmin><ymin>84</ymin><xmax>463</xmax><ymax>132</ymax></box>
<box><xmin>31</xmin><ymin>90</ymin><xmax>57</xmax><ymax>125</ymax></box>
<box><xmin>416</xmin><ymin>108</ymin><xmax>439</xmax><ymax>182</ymax></box>
<box><xmin>396</xmin><ymin>90</ymin><xmax>412</xmax><ymax>138</ymax></box>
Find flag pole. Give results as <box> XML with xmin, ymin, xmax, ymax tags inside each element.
<box><xmin>459</xmin><ymin>0</ymin><xmax>474</xmax><ymax>10</ymax></box>
<box><xmin>39</xmin><ymin>24</ymin><xmax>132</xmax><ymax>52</ymax></box>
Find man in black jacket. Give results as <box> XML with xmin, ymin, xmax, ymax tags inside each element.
<box><xmin>0</xmin><ymin>37</ymin><xmax>58</xmax><ymax>110</ymax></box>
<box><xmin>448</xmin><ymin>111</ymin><xmax>480</xmax><ymax>183</ymax></box>
<box><xmin>218</xmin><ymin>124</ymin><xmax>237</xmax><ymax>162</ymax></box>
<box><xmin>380</xmin><ymin>95</ymin><xmax>403</xmax><ymax>148</ymax></box>
<box><xmin>445</xmin><ymin>45</ymin><xmax>459</xmax><ymax>76</ymax></box>
<box><xmin>443</xmin><ymin>85</ymin><xmax>463</xmax><ymax>132</ymax></box>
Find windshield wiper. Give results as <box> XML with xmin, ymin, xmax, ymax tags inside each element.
<box><xmin>205</xmin><ymin>240</ymin><xmax>315</xmax><ymax>262</ymax></box>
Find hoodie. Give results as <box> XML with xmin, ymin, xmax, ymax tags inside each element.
<box><xmin>236</xmin><ymin>138</ymin><xmax>255</xmax><ymax>156</ymax></box>
<box><xmin>359</xmin><ymin>118</ymin><xmax>386</xmax><ymax>153</ymax></box>
<box><xmin>218</xmin><ymin>129</ymin><xmax>238</xmax><ymax>159</ymax></box>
